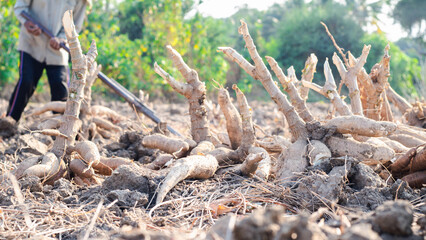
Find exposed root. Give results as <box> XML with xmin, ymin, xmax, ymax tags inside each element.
<box><xmin>395</xmin><ymin>124</ymin><xmax>426</xmax><ymax>141</ymax></box>
<box><xmin>23</xmin><ymin>152</ymin><xmax>66</xmax><ymax>184</ymax></box>
<box><xmin>378</xmin><ymin>137</ymin><xmax>410</xmax><ymax>153</ymax></box>
<box><xmin>217</xmin><ymin>86</ymin><xmax>242</xmax><ymax>149</ymax></box>
<box><xmin>142</xmin><ymin>134</ymin><xmax>190</xmax><ymax>158</ymax></box>
<box><xmin>156</xmin><ymin>154</ymin><xmax>218</xmax><ymax>205</ymax></box>
<box><xmin>391</xmin><ymin>145</ymin><xmax>426</xmax><ymax>173</ymax></box>
<box><xmin>90</xmin><ymin>105</ymin><xmax>123</xmax><ymax>122</ymax></box>
<box><xmin>403</xmin><ymin>101</ymin><xmax>426</xmax><ymax>128</ymax></box>
<box><xmin>70</xmin><ymin>157</ymin><xmax>97</xmax><ymax>179</ymax></box>
<box><xmin>219</xmin><ymin>150</ymin><xmax>264</xmax><ymax>177</ymax></box>
<box><xmin>390</xmin><ymin>144</ymin><xmax>426</xmax><ymax>188</ymax></box>
<box><xmin>327</xmin><ymin>136</ymin><xmax>395</xmax><ymax>162</ymax></box>
<box><xmin>13</xmin><ymin>156</ymin><xmax>39</xmax><ymax>179</ymax></box>
<box><xmin>251</xmin><ymin>147</ymin><xmax>271</xmax><ymax>180</ymax></box>
<box><xmin>146</xmin><ymin>154</ymin><xmax>174</xmax><ymax>170</ymax></box>
<box><xmin>36</xmin><ymin>129</ymin><xmax>68</xmax><ymax>138</ymax></box>
<box><xmin>276</xmin><ymin>139</ymin><xmax>308</xmax><ymax>181</ymax></box>
<box><xmin>92</xmin><ymin>156</ymin><xmax>133</xmax><ymax>175</ymax></box>
<box><xmin>207</xmin><ymin>147</ymin><xmax>234</xmax><ymax>165</ymax></box>
<box><xmin>401</xmin><ymin>170</ymin><xmax>426</xmax><ymax>188</ymax></box>
<box><xmin>256</xmin><ymin>136</ymin><xmax>291</xmax><ymax>153</ymax></box>
<box><xmin>68</xmin><ymin>141</ymin><xmax>101</xmax><ymax>165</ymax></box>
<box><xmin>386</xmin><ymin>86</ymin><xmax>412</xmax><ymax>114</ymax></box>
<box><xmin>324</xmin><ymin>115</ymin><xmax>396</xmax><ymax>137</ymax></box>
<box><xmin>190</xmin><ymin>141</ymin><xmax>215</xmax><ymax>156</ymax></box>
<box><xmin>28</xmin><ymin>101</ymin><xmax>66</xmax><ymax>117</ymax></box>
<box><xmin>307</xmin><ymin>140</ymin><xmax>331</xmax><ymax>165</ymax></box>
<box><xmin>36</xmin><ymin>116</ymin><xmax>62</xmax><ymax>130</ymax></box>
<box><xmin>92</xmin><ymin>117</ymin><xmax>121</xmax><ymax>132</ymax></box>
<box><xmin>388</xmin><ymin>134</ymin><xmax>424</xmax><ymax>148</ymax></box>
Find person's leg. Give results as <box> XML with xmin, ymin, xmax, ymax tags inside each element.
<box><xmin>45</xmin><ymin>65</ymin><xmax>68</xmax><ymax>102</ymax></box>
<box><xmin>7</xmin><ymin>51</ymin><xmax>44</xmax><ymax>122</ymax></box>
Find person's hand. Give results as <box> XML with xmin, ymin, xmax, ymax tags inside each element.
<box><xmin>24</xmin><ymin>21</ymin><xmax>42</xmax><ymax>36</ymax></box>
<box><xmin>49</xmin><ymin>37</ymin><xmax>65</xmax><ymax>50</ymax></box>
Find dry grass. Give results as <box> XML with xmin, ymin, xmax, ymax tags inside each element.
<box><xmin>0</xmin><ymin>170</ymin><xmax>300</xmax><ymax>239</ymax></box>
<box><xmin>0</xmin><ymin>100</ymin><xmax>424</xmax><ymax>239</ymax></box>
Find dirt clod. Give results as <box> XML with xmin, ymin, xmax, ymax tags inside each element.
<box><xmin>390</xmin><ymin>179</ymin><xmax>416</xmax><ymax>200</ymax></box>
<box><xmin>232</xmin><ymin>206</ymin><xmax>286</xmax><ymax>240</ymax></box>
<box><xmin>19</xmin><ymin>175</ymin><xmax>43</xmax><ymax>192</ymax></box>
<box><xmin>352</xmin><ymin>163</ymin><xmax>385</xmax><ymax>189</ymax></box>
<box><xmin>0</xmin><ymin>116</ymin><xmax>17</xmax><ymax>137</ymax></box>
<box><xmin>295</xmin><ymin>170</ymin><xmax>345</xmax><ymax>209</ymax></box>
<box><xmin>373</xmin><ymin>200</ymin><xmax>414</xmax><ymax>236</ymax></box>
<box><xmin>106</xmin><ymin>189</ymin><xmax>148</xmax><ymax>207</ymax></box>
<box><xmin>102</xmin><ymin>165</ymin><xmax>158</xmax><ymax>203</ymax></box>
<box><xmin>53</xmin><ymin>178</ymin><xmax>75</xmax><ymax>198</ymax></box>
<box><xmin>345</xmin><ymin>186</ymin><xmax>389</xmax><ymax>210</ymax></box>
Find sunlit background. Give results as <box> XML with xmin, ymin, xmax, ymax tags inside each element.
<box><xmin>1</xmin><ymin>0</ymin><xmax>425</xmax><ymax>100</ymax></box>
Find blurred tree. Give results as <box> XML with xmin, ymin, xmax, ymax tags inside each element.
<box><xmin>392</xmin><ymin>0</ymin><xmax>426</xmax><ymax>40</ymax></box>
<box><xmin>390</xmin><ymin>0</ymin><xmax>426</xmax><ymax>97</ymax></box>
<box><xmin>272</xmin><ymin>1</ymin><xmax>364</xmax><ymax>89</ymax></box>
<box><xmin>344</xmin><ymin>0</ymin><xmax>385</xmax><ymax>26</ymax></box>
<box><xmin>117</xmin><ymin>1</ymin><xmax>146</xmax><ymax>40</ymax></box>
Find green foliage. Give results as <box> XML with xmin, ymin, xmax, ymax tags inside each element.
<box><xmin>117</xmin><ymin>1</ymin><xmax>146</xmax><ymax>40</ymax></box>
<box><xmin>393</xmin><ymin>0</ymin><xmax>426</xmax><ymax>39</ymax></box>
<box><xmin>272</xmin><ymin>1</ymin><xmax>364</xmax><ymax>85</ymax></box>
<box><xmin>0</xmin><ymin>1</ymin><xmax>20</xmax><ymax>86</ymax></box>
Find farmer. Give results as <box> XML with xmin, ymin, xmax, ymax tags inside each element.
<box><xmin>3</xmin><ymin>0</ymin><xmax>91</xmax><ymax>126</ymax></box>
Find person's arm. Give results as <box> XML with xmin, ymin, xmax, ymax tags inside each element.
<box><xmin>15</xmin><ymin>0</ymin><xmax>42</xmax><ymax>36</ymax></box>
<box><xmin>14</xmin><ymin>0</ymin><xmax>31</xmax><ymax>25</ymax></box>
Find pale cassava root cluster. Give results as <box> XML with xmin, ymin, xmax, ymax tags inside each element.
<box><xmin>4</xmin><ymin>11</ymin><xmax>132</xmax><ymax>186</ymax></box>
<box><xmin>6</xmin><ymin>15</ymin><xmax>425</xmax><ymax>203</ymax></box>
<box><xmin>143</xmin><ymin>19</ymin><xmax>425</xmax><ymax>206</ymax></box>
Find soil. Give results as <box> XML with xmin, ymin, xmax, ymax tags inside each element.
<box><xmin>0</xmin><ymin>96</ymin><xmax>424</xmax><ymax>240</ymax></box>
